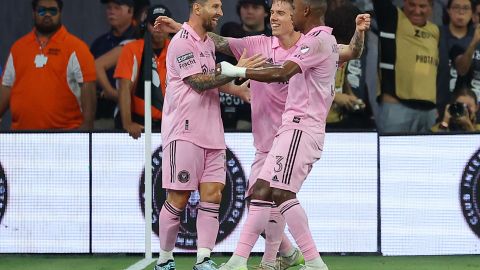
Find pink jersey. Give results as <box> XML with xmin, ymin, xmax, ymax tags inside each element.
<box><xmin>162</xmin><ymin>23</ymin><xmax>225</xmax><ymax>150</ymax></box>
<box><xmin>279</xmin><ymin>26</ymin><xmax>338</xmax><ymax>143</ymax></box>
<box><xmin>228</xmin><ymin>35</ymin><xmax>304</xmax><ymax>152</ymax></box>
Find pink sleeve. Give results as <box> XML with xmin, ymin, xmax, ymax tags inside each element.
<box><xmin>228</xmin><ymin>36</ymin><xmax>267</xmax><ymax>60</ymax></box>
<box><xmin>287</xmin><ymin>36</ymin><xmax>327</xmax><ymax>73</ymax></box>
<box><xmin>171</xmin><ymin>39</ymin><xmax>203</xmax><ymax>80</ymax></box>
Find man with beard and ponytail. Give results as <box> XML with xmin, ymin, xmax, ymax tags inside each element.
<box><xmin>152</xmin><ymin>0</ymin><xmax>264</xmax><ymax>270</ymax></box>
<box><xmin>0</xmin><ymin>0</ymin><xmax>96</xmax><ymax>130</ymax></box>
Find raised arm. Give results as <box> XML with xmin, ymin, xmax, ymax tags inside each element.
<box><xmin>338</xmin><ymin>13</ymin><xmax>370</xmax><ymax>64</ymax></box>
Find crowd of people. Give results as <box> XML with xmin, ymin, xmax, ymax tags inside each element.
<box><xmin>1</xmin><ymin>0</ymin><xmax>478</xmax><ymax>133</ymax></box>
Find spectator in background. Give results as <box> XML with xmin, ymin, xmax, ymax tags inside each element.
<box><xmin>91</xmin><ymin>0</ymin><xmax>136</xmax><ymax>129</ymax></box>
<box><xmin>472</xmin><ymin>0</ymin><xmax>480</xmax><ymax>25</ymax></box>
<box><xmin>437</xmin><ymin>0</ymin><xmax>474</xmax><ymax>120</ymax></box>
<box><xmin>373</xmin><ymin>0</ymin><xmax>439</xmax><ymax>133</ymax></box>
<box><xmin>217</xmin><ymin>0</ymin><xmax>271</xmax><ymax>132</ymax></box>
<box><xmin>432</xmin><ymin>85</ymin><xmax>480</xmax><ymax>131</ymax></box>
<box><xmin>0</xmin><ymin>0</ymin><xmax>96</xmax><ymax>130</ymax></box>
<box><xmin>114</xmin><ymin>4</ymin><xmax>171</xmax><ymax>139</ymax></box>
<box><xmin>450</xmin><ymin>1</ymin><xmax>480</xmax><ymax>107</ymax></box>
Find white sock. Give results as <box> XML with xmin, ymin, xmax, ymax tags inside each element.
<box><xmin>157</xmin><ymin>248</ymin><xmax>174</xmax><ymax>264</ymax></box>
<box><xmin>196</xmin><ymin>247</ymin><xmax>211</xmax><ymax>264</ymax></box>
<box><xmin>227</xmin><ymin>254</ymin><xmax>248</xmax><ymax>267</ymax></box>
<box><xmin>280</xmin><ymin>247</ymin><xmax>296</xmax><ymax>258</ymax></box>
<box><xmin>305</xmin><ymin>256</ymin><xmax>326</xmax><ymax>268</ymax></box>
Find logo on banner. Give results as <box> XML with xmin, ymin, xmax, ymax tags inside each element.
<box><xmin>460</xmin><ymin>148</ymin><xmax>480</xmax><ymax>238</ymax></box>
<box><xmin>139</xmin><ymin>145</ymin><xmax>247</xmax><ymax>249</ymax></box>
<box><xmin>0</xmin><ymin>162</ymin><xmax>8</xmax><ymax>225</ymax></box>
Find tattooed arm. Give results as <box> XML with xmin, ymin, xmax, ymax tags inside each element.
<box><xmin>207</xmin><ymin>32</ymin><xmax>235</xmax><ymax>57</ymax></box>
<box><xmin>184</xmin><ymin>74</ymin><xmax>234</xmax><ymax>93</ymax></box>
<box><xmin>338</xmin><ymin>13</ymin><xmax>370</xmax><ymax>64</ymax></box>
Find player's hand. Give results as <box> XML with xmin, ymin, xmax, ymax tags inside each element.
<box><xmin>236</xmin><ymin>49</ymin><xmax>266</xmax><ymax>68</ymax></box>
<box><xmin>154</xmin><ymin>16</ymin><xmax>182</xmax><ymax>34</ymax></box>
<box><xmin>355</xmin><ymin>13</ymin><xmax>371</xmax><ymax>32</ymax></box>
<box><xmin>125</xmin><ymin>122</ymin><xmax>144</xmax><ymax>139</ymax></box>
<box><xmin>237</xmin><ymin>79</ymin><xmax>251</xmax><ymax>103</ymax></box>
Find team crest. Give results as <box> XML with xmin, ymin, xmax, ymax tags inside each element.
<box><xmin>460</xmin><ymin>148</ymin><xmax>480</xmax><ymax>238</ymax></box>
<box><xmin>178</xmin><ymin>170</ymin><xmax>190</xmax><ymax>183</ymax></box>
<box><xmin>139</xmin><ymin>145</ymin><xmax>247</xmax><ymax>249</ymax></box>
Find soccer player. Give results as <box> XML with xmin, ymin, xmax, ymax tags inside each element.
<box><xmin>216</xmin><ymin>0</ymin><xmax>370</xmax><ymax>269</ymax></box>
<box><xmin>154</xmin><ymin>1</ymin><xmax>369</xmax><ymax>268</ymax></box>
<box><xmin>153</xmin><ymin>1</ymin><xmax>264</xmax><ymax>270</ymax></box>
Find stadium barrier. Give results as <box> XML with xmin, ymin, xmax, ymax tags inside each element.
<box><xmin>0</xmin><ymin>132</ymin><xmax>479</xmax><ymax>256</ymax></box>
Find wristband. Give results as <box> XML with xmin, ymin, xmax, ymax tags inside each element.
<box><xmin>219</xmin><ymin>61</ymin><xmax>247</xmax><ymax>78</ymax></box>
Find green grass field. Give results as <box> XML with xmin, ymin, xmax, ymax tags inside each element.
<box><xmin>1</xmin><ymin>254</ymin><xmax>479</xmax><ymax>270</ymax></box>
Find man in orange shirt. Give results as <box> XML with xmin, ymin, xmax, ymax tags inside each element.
<box><xmin>0</xmin><ymin>0</ymin><xmax>96</xmax><ymax>130</ymax></box>
<box><xmin>115</xmin><ymin>4</ymin><xmax>171</xmax><ymax>139</ymax></box>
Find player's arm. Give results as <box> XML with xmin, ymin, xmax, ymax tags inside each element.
<box><xmin>186</xmin><ymin>49</ymin><xmax>265</xmax><ymax>92</ymax></box>
<box><xmin>78</xmin><ymin>81</ymin><xmax>96</xmax><ymax>130</ymax></box>
<box><xmin>219</xmin><ymin>60</ymin><xmax>301</xmax><ymax>83</ymax></box>
<box><xmin>207</xmin><ymin>32</ymin><xmax>235</xmax><ymax>57</ymax></box>
<box><xmin>338</xmin><ymin>13</ymin><xmax>370</xmax><ymax>64</ymax></box>
<box><xmin>185</xmin><ymin>73</ymin><xmax>234</xmax><ymax>93</ymax></box>
<box><xmin>219</xmin><ymin>80</ymin><xmax>251</xmax><ymax>103</ymax></box>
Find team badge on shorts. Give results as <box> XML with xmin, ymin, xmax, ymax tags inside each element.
<box><xmin>139</xmin><ymin>145</ymin><xmax>247</xmax><ymax>249</ymax></box>
<box><xmin>177</xmin><ymin>170</ymin><xmax>190</xmax><ymax>183</ymax></box>
<box><xmin>0</xmin><ymin>162</ymin><xmax>8</xmax><ymax>226</ymax></box>
<box><xmin>460</xmin><ymin>148</ymin><xmax>480</xmax><ymax>238</ymax></box>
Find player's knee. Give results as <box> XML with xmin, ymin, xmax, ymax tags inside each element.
<box><xmin>166</xmin><ymin>190</ymin><xmax>190</xmax><ymax>209</ymax></box>
<box><xmin>200</xmin><ymin>188</ymin><xmax>223</xmax><ymax>203</ymax></box>
<box><xmin>251</xmin><ymin>179</ymin><xmax>272</xmax><ymax>201</ymax></box>
<box><xmin>271</xmin><ymin>188</ymin><xmax>296</xmax><ymax>205</ymax></box>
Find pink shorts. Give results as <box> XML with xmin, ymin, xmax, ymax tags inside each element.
<box><xmin>162</xmin><ymin>140</ymin><xmax>226</xmax><ymax>190</ymax></box>
<box><xmin>247</xmin><ymin>151</ymin><xmax>269</xmax><ymax>197</ymax></box>
<box><xmin>265</xmin><ymin>129</ymin><xmax>322</xmax><ymax>193</ymax></box>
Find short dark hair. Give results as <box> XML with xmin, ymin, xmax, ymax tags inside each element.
<box><xmin>32</xmin><ymin>0</ymin><xmax>64</xmax><ymax>11</ymax></box>
<box><xmin>188</xmin><ymin>0</ymin><xmax>208</xmax><ymax>10</ymax></box>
